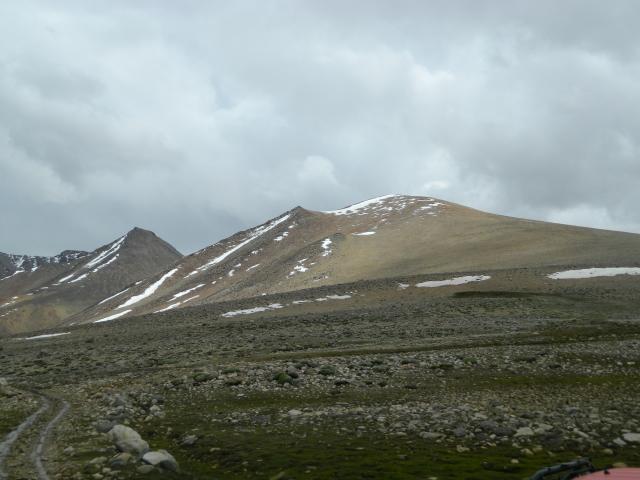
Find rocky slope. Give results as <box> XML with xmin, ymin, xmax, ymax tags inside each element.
<box><xmin>76</xmin><ymin>194</ymin><xmax>640</xmax><ymax>324</ymax></box>
<box><xmin>0</xmin><ymin>228</ymin><xmax>182</xmax><ymax>335</ymax></box>
<box><xmin>2</xmin><ymin>270</ymin><xmax>640</xmax><ymax>478</ymax></box>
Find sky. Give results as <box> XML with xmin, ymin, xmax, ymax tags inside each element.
<box><xmin>1</xmin><ymin>1</ymin><xmax>640</xmax><ymax>255</ymax></box>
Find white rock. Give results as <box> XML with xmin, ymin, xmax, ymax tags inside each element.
<box><xmin>142</xmin><ymin>450</ymin><xmax>179</xmax><ymax>471</ymax></box>
<box><xmin>514</xmin><ymin>427</ymin><xmax>534</xmax><ymax>437</ymax></box>
<box><xmin>107</xmin><ymin>425</ymin><xmax>149</xmax><ymax>456</ymax></box>
<box><xmin>622</xmin><ymin>432</ymin><xmax>640</xmax><ymax>444</ymax></box>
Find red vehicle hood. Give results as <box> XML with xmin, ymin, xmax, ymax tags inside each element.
<box><xmin>582</xmin><ymin>469</ymin><xmax>640</xmax><ymax>479</ymax></box>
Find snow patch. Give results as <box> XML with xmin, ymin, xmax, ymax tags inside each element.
<box><xmin>289</xmin><ymin>258</ymin><xmax>310</xmax><ymax>276</ymax></box>
<box><xmin>321</xmin><ymin>238</ymin><xmax>333</xmax><ymax>256</ymax></box>
<box><xmin>548</xmin><ymin>267</ymin><xmax>640</xmax><ymax>280</ymax></box>
<box><xmin>353</xmin><ymin>231</ymin><xmax>376</xmax><ymax>236</ymax></box>
<box><xmin>416</xmin><ymin>275</ymin><xmax>491</xmax><ymax>288</ymax></box>
<box><xmin>222</xmin><ymin>303</ymin><xmax>284</xmax><ymax>318</ymax></box>
<box><xmin>325</xmin><ymin>195</ymin><xmax>398</xmax><ymax>215</ymax></box>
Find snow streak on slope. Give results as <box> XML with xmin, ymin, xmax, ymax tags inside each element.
<box><xmin>68</xmin><ymin>273</ymin><xmax>89</xmax><ymax>284</ymax></box>
<box><xmin>91</xmin><ymin>254</ymin><xmax>119</xmax><ymax>273</ymax></box>
<box><xmin>85</xmin><ymin>236</ymin><xmax>125</xmax><ymax>268</ymax></box>
<box><xmin>54</xmin><ymin>237</ymin><xmax>126</xmax><ymax>285</ymax></box>
<box><xmin>548</xmin><ymin>267</ymin><xmax>640</xmax><ymax>280</ymax></box>
<box><xmin>154</xmin><ymin>294</ymin><xmax>200</xmax><ymax>313</ymax></box>
<box><xmin>118</xmin><ymin>268</ymin><xmax>179</xmax><ymax>309</ymax></box>
<box><xmin>190</xmin><ymin>214</ymin><xmax>291</xmax><ymax>276</ymax></box>
<box><xmin>416</xmin><ymin>275</ymin><xmax>491</xmax><ymax>288</ymax></box>
<box><xmin>94</xmin><ymin>309</ymin><xmax>132</xmax><ymax>323</ymax></box>
<box><xmin>170</xmin><ymin>284</ymin><xmax>205</xmax><ymax>301</ymax></box>
<box><xmin>19</xmin><ymin>332</ymin><xmax>71</xmax><ymax>340</ymax></box>
<box><xmin>0</xmin><ymin>251</ymin><xmax>88</xmax><ymax>280</ymax></box>
<box><xmin>97</xmin><ymin>287</ymin><xmax>130</xmax><ymax>305</ymax></box>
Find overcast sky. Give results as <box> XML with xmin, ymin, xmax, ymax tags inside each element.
<box><xmin>1</xmin><ymin>1</ymin><xmax>640</xmax><ymax>255</ymax></box>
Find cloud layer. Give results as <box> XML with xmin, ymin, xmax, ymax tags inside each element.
<box><xmin>1</xmin><ymin>1</ymin><xmax>639</xmax><ymax>254</ymax></box>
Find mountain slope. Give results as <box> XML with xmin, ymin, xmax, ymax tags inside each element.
<box><xmin>75</xmin><ymin>194</ymin><xmax>640</xmax><ymax>324</ymax></box>
<box><xmin>0</xmin><ymin>228</ymin><xmax>182</xmax><ymax>335</ymax></box>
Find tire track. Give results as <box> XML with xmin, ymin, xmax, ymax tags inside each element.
<box><xmin>32</xmin><ymin>398</ymin><xmax>69</xmax><ymax>480</ymax></box>
<box><xmin>0</xmin><ymin>393</ymin><xmax>69</xmax><ymax>480</ymax></box>
<box><xmin>0</xmin><ymin>396</ymin><xmax>50</xmax><ymax>480</ymax></box>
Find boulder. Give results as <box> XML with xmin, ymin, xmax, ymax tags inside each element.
<box><xmin>106</xmin><ymin>425</ymin><xmax>149</xmax><ymax>456</ymax></box>
<box><xmin>142</xmin><ymin>450</ymin><xmax>179</xmax><ymax>472</ymax></box>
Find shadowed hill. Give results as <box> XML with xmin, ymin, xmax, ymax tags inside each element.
<box><xmin>0</xmin><ymin>228</ymin><xmax>182</xmax><ymax>335</ymax></box>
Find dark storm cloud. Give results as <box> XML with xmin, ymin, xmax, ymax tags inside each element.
<box><xmin>1</xmin><ymin>1</ymin><xmax>639</xmax><ymax>255</ymax></box>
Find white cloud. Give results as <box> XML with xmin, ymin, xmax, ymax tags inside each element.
<box><xmin>1</xmin><ymin>1</ymin><xmax>639</xmax><ymax>254</ymax></box>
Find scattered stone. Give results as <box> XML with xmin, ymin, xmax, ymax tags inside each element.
<box><xmin>273</xmin><ymin>372</ymin><xmax>293</xmax><ymax>385</ymax></box>
<box><xmin>319</xmin><ymin>365</ymin><xmax>337</xmax><ymax>376</ymax></box>
<box><xmin>109</xmin><ymin>452</ymin><xmax>133</xmax><ymax>469</ymax></box>
<box><xmin>515</xmin><ymin>427</ymin><xmax>534</xmax><ymax>437</ymax></box>
<box><xmin>181</xmin><ymin>434</ymin><xmax>198</xmax><ymax>446</ymax></box>
<box><xmin>193</xmin><ymin>372</ymin><xmax>214</xmax><ymax>383</ymax></box>
<box><xmin>0</xmin><ymin>378</ymin><xmax>14</xmax><ymax>397</ymax></box>
<box><xmin>136</xmin><ymin>465</ymin><xmax>156</xmax><ymax>474</ymax></box>
<box><xmin>94</xmin><ymin>419</ymin><xmax>115</xmax><ymax>434</ymax></box>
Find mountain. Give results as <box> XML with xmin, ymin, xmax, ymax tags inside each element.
<box><xmin>74</xmin><ymin>194</ymin><xmax>640</xmax><ymax>324</ymax></box>
<box><xmin>0</xmin><ymin>228</ymin><xmax>182</xmax><ymax>335</ymax></box>
<box><xmin>0</xmin><ymin>250</ymin><xmax>89</xmax><ymax>281</ymax></box>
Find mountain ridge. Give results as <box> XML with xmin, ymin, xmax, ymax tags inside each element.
<box><xmin>71</xmin><ymin>194</ymin><xmax>640</xmax><ymax>325</ymax></box>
